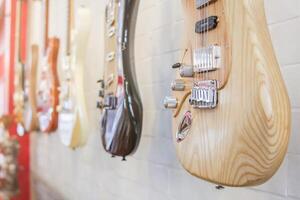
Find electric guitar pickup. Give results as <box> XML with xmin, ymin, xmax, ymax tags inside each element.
<box><xmin>97</xmin><ymin>0</ymin><xmax>143</xmax><ymax>160</ymax></box>
<box><xmin>164</xmin><ymin>0</ymin><xmax>291</xmax><ymax>187</ymax></box>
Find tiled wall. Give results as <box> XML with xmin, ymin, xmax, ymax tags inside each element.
<box><xmin>30</xmin><ymin>0</ymin><xmax>300</xmax><ymax>199</ymax></box>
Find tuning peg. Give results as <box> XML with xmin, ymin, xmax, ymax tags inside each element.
<box><xmin>164</xmin><ymin>97</ymin><xmax>178</xmax><ymax>109</ymax></box>
<box><xmin>172</xmin><ymin>63</ymin><xmax>182</xmax><ymax>69</ymax></box>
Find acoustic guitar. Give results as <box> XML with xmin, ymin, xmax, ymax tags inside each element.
<box><xmin>164</xmin><ymin>0</ymin><xmax>291</xmax><ymax>187</ymax></box>
<box><xmin>97</xmin><ymin>0</ymin><xmax>143</xmax><ymax>160</ymax></box>
<box><xmin>57</xmin><ymin>0</ymin><xmax>91</xmax><ymax>148</ymax></box>
<box><xmin>36</xmin><ymin>0</ymin><xmax>60</xmax><ymax>133</ymax></box>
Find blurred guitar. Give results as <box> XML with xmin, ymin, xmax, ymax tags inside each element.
<box><xmin>36</xmin><ymin>0</ymin><xmax>60</xmax><ymax>133</ymax></box>
<box><xmin>13</xmin><ymin>0</ymin><xmax>26</xmax><ymax>136</ymax></box>
<box><xmin>57</xmin><ymin>0</ymin><xmax>91</xmax><ymax>148</ymax></box>
<box><xmin>97</xmin><ymin>0</ymin><xmax>143</xmax><ymax>160</ymax></box>
<box><xmin>164</xmin><ymin>0</ymin><xmax>291</xmax><ymax>187</ymax></box>
<box><xmin>23</xmin><ymin>0</ymin><xmax>42</xmax><ymax>132</ymax></box>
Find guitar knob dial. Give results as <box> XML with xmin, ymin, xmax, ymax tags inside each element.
<box><xmin>164</xmin><ymin>97</ymin><xmax>178</xmax><ymax>109</ymax></box>
<box><xmin>171</xmin><ymin>80</ymin><xmax>185</xmax><ymax>91</ymax></box>
<box><xmin>180</xmin><ymin>65</ymin><xmax>194</xmax><ymax>77</ymax></box>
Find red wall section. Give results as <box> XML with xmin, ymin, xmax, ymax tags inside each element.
<box><xmin>8</xmin><ymin>0</ymin><xmax>30</xmax><ymax>200</ymax></box>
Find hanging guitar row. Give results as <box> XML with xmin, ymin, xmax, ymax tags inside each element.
<box><xmin>9</xmin><ymin>0</ymin><xmax>291</xmax><ymax>187</ymax></box>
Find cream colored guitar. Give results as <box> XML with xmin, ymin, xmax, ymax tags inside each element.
<box><xmin>57</xmin><ymin>1</ymin><xmax>91</xmax><ymax>148</ymax></box>
<box><xmin>164</xmin><ymin>0</ymin><xmax>291</xmax><ymax>187</ymax></box>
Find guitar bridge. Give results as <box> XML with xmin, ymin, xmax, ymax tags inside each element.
<box><xmin>196</xmin><ymin>0</ymin><xmax>217</xmax><ymax>9</ymax></box>
<box><xmin>189</xmin><ymin>80</ymin><xmax>218</xmax><ymax>109</ymax></box>
<box><xmin>193</xmin><ymin>45</ymin><xmax>221</xmax><ymax>72</ymax></box>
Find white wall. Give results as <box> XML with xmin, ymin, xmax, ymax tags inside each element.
<box><xmin>30</xmin><ymin>0</ymin><xmax>300</xmax><ymax>200</ymax></box>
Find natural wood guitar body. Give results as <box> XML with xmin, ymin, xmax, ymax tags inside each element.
<box><xmin>171</xmin><ymin>0</ymin><xmax>291</xmax><ymax>187</ymax></box>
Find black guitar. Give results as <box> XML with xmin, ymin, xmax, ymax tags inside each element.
<box><xmin>98</xmin><ymin>0</ymin><xmax>142</xmax><ymax>160</ymax></box>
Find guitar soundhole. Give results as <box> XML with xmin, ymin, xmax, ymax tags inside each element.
<box><xmin>176</xmin><ymin>111</ymin><xmax>192</xmax><ymax>142</ymax></box>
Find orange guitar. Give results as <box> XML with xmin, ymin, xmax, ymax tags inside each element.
<box><xmin>36</xmin><ymin>0</ymin><xmax>60</xmax><ymax>133</ymax></box>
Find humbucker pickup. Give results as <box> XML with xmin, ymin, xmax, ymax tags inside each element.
<box><xmin>193</xmin><ymin>45</ymin><xmax>221</xmax><ymax>72</ymax></box>
<box><xmin>196</xmin><ymin>0</ymin><xmax>217</xmax><ymax>9</ymax></box>
<box><xmin>195</xmin><ymin>16</ymin><xmax>218</xmax><ymax>33</ymax></box>
<box><xmin>189</xmin><ymin>80</ymin><xmax>218</xmax><ymax>109</ymax></box>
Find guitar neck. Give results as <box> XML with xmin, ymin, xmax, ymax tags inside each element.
<box><xmin>66</xmin><ymin>0</ymin><xmax>74</xmax><ymax>56</ymax></box>
<box><xmin>44</xmin><ymin>0</ymin><xmax>49</xmax><ymax>53</ymax></box>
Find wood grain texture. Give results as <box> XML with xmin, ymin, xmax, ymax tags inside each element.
<box><xmin>172</xmin><ymin>0</ymin><xmax>291</xmax><ymax>187</ymax></box>
<box><xmin>23</xmin><ymin>45</ymin><xmax>39</xmax><ymax>132</ymax></box>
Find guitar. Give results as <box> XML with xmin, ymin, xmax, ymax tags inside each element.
<box><xmin>57</xmin><ymin>0</ymin><xmax>91</xmax><ymax>148</ymax></box>
<box><xmin>13</xmin><ymin>0</ymin><xmax>26</xmax><ymax>136</ymax></box>
<box><xmin>36</xmin><ymin>0</ymin><xmax>60</xmax><ymax>133</ymax></box>
<box><xmin>23</xmin><ymin>45</ymin><xmax>39</xmax><ymax>132</ymax></box>
<box><xmin>23</xmin><ymin>0</ymin><xmax>41</xmax><ymax>132</ymax></box>
<box><xmin>164</xmin><ymin>0</ymin><xmax>291</xmax><ymax>187</ymax></box>
<box><xmin>97</xmin><ymin>0</ymin><xmax>143</xmax><ymax>160</ymax></box>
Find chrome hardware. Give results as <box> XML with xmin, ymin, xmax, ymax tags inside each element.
<box><xmin>189</xmin><ymin>80</ymin><xmax>218</xmax><ymax>109</ymax></box>
<box><xmin>195</xmin><ymin>16</ymin><xmax>219</xmax><ymax>33</ymax></box>
<box><xmin>176</xmin><ymin>111</ymin><xmax>192</xmax><ymax>142</ymax></box>
<box><xmin>180</xmin><ymin>65</ymin><xmax>194</xmax><ymax>77</ymax></box>
<box><xmin>97</xmin><ymin>95</ymin><xmax>117</xmax><ymax>110</ymax></box>
<box><xmin>106</xmin><ymin>0</ymin><xmax>115</xmax><ymax>26</ymax></box>
<box><xmin>196</xmin><ymin>0</ymin><xmax>217</xmax><ymax>9</ymax></box>
<box><xmin>106</xmin><ymin>74</ymin><xmax>114</xmax><ymax>88</ymax></box>
<box><xmin>171</xmin><ymin>80</ymin><xmax>186</xmax><ymax>91</ymax></box>
<box><xmin>193</xmin><ymin>45</ymin><xmax>221</xmax><ymax>73</ymax></box>
<box><xmin>104</xmin><ymin>95</ymin><xmax>118</xmax><ymax>110</ymax></box>
<box><xmin>108</xmin><ymin>26</ymin><xmax>115</xmax><ymax>37</ymax></box>
<box><xmin>106</xmin><ymin>52</ymin><xmax>115</xmax><ymax>62</ymax></box>
<box><xmin>164</xmin><ymin>97</ymin><xmax>178</xmax><ymax>109</ymax></box>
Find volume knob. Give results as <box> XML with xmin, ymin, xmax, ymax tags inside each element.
<box><xmin>171</xmin><ymin>80</ymin><xmax>185</xmax><ymax>91</ymax></box>
<box><xmin>180</xmin><ymin>65</ymin><xmax>194</xmax><ymax>77</ymax></box>
<box><xmin>164</xmin><ymin>97</ymin><xmax>178</xmax><ymax>109</ymax></box>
